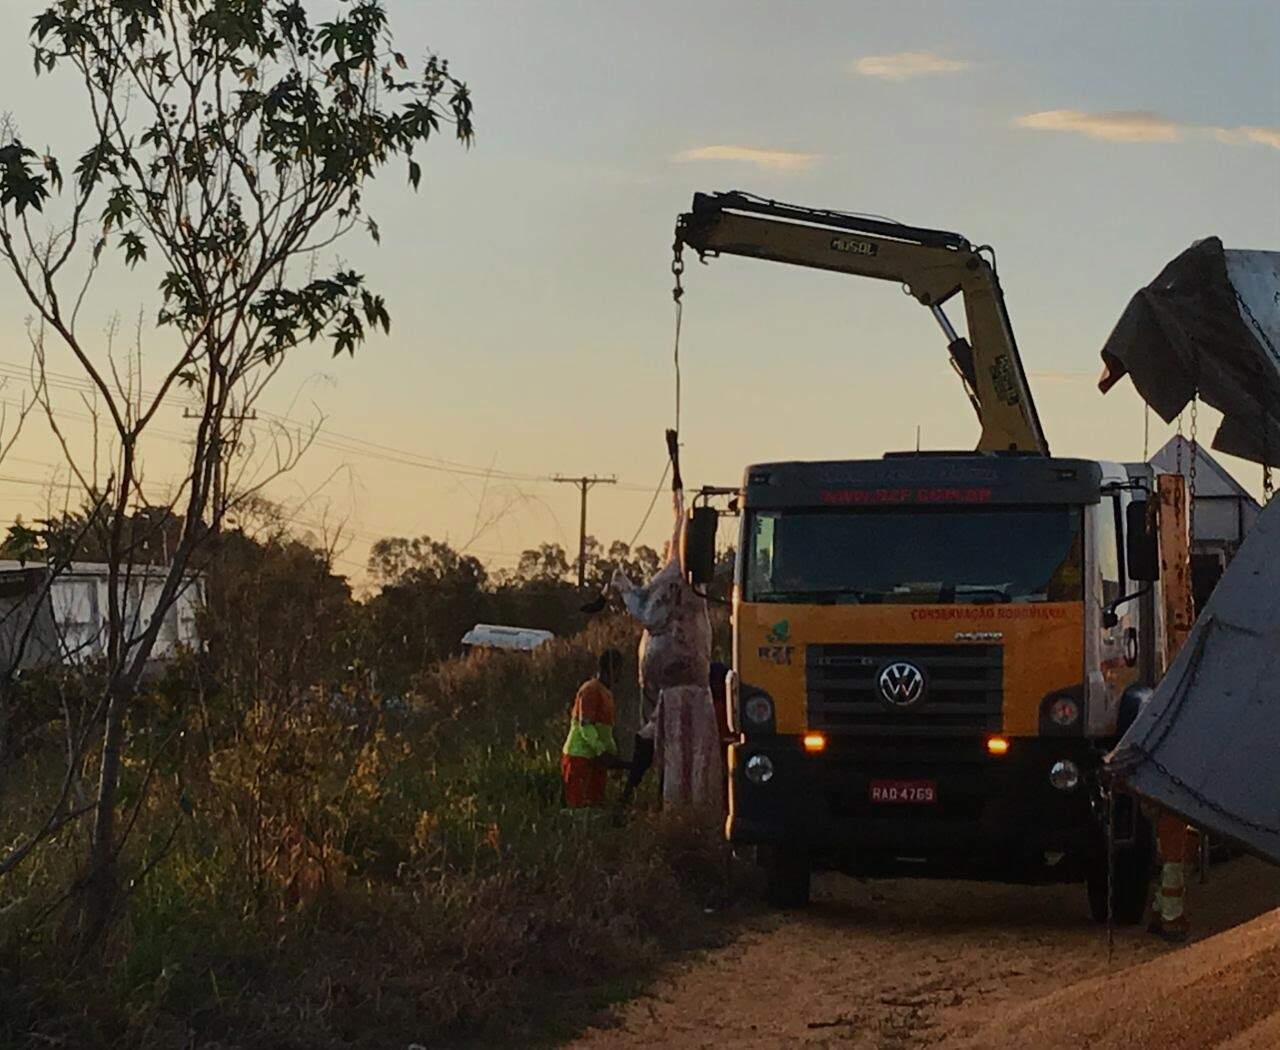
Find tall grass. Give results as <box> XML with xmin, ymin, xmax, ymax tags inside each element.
<box><xmin>0</xmin><ymin>616</ymin><xmax>744</xmax><ymax>1048</ymax></box>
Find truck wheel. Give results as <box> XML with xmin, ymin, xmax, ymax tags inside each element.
<box><xmin>761</xmin><ymin>844</ymin><xmax>810</xmax><ymax>908</ymax></box>
<box><xmin>1086</xmin><ymin>824</ymin><xmax>1154</xmax><ymax>925</ymax></box>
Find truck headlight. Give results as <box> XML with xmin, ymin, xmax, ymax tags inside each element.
<box><xmin>743</xmin><ymin>692</ymin><xmax>774</xmax><ymax>726</ymax></box>
<box><xmin>1049</xmin><ymin>759</ymin><xmax>1080</xmax><ymax>791</ymax></box>
<box><xmin>1047</xmin><ymin>696</ymin><xmax>1081</xmax><ymax>728</ymax></box>
<box><xmin>744</xmin><ymin>754</ymin><xmax>775</xmax><ymax>785</ymax></box>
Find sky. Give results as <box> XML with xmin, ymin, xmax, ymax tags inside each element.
<box><xmin>0</xmin><ymin>0</ymin><xmax>1277</xmax><ymax>582</ymax></box>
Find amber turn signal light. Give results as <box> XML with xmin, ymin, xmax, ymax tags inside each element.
<box><xmin>803</xmin><ymin>732</ymin><xmax>827</xmax><ymax>753</ymax></box>
<box><xmin>986</xmin><ymin>736</ymin><xmax>1010</xmax><ymax>756</ymax></box>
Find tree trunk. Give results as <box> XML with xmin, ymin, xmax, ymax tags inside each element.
<box><xmin>80</xmin><ymin>679</ymin><xmax>128</xmax><ymax>953</ymax></box>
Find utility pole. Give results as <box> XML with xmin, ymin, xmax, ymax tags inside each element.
<box><xmin>552</xmin><ymin>474</ymin><xmax>617</xmax><ymax>587</ymax></box>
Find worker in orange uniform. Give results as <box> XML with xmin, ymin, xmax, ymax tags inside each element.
<box><xmin>561</xmin><ymin>649</ymin><xmax>630</xmax><ymax>808</ymax></box>
<box><xmin>1150</xmin><ymin>811</ymin><xmax>1198</xmax><ymax>942</ymax></box>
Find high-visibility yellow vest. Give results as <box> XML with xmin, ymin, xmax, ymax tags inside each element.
<box><xmin>562</xmin><ymin>678</ymin><xmax>617</xmax><ymax>759</ymax></box>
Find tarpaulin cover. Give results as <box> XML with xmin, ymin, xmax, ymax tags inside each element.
<box><xmin>1108</xmin><ymin>496</ymin><xmax>1280</xmax><ymax>863</ymax></box>
<box><xmin>1099</xmin><ymin>238</ymin><xmax>1280</xmax><ymax>466</ymax></box>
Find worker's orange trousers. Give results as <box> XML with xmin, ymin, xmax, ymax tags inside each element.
<box><xmin>561</xmin><ymin>754</ymin><xmax>607</xmax><ymax>808</ymax></box>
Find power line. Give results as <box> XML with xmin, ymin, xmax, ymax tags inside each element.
<box><xmin>0</xmin><ymin>362</ymin><xmax>677</xmax><ymax>562</ymax></box>
<box><xmin>0</xmin><ymin>359</ymin><xmax>663</xmax><ymax>491</ymax></box>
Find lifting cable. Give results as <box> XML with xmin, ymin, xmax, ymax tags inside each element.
<box><xmin>624</xmin><ymin>461</ymin><xmax>671</xmax><ymax>551</ymax></box>
<box><xmin>624</xmin><ymin>236</ymin><xmax>688</xmax><ymax>550</ymax></box>
<box><xmin>582</xmin><ymin>235</ymin><xmax>689</xmax><ymax>611</ymax></box>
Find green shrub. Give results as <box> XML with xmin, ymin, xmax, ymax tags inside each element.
<box><xmin>1</xmin><ymin>614</ymin><xmax>747</xmax><ymax>1049</ymax></box>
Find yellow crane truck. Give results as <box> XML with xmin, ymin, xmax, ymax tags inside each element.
<box><xmin>678</xmin><ymin>192</ymin><xmax>1164</xmax><ymax>919</ymax></box>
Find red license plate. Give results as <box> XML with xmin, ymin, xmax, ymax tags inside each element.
<box><xmin>869</xmin><ymin>779</ymin><xmax>938</xmax><ymax>805</ymax></box>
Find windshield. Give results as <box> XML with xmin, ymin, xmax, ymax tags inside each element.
<box><xmin>745</xmin><ymin>506</ymin><xmax>1083</xmax><ymax>604</ymax></box>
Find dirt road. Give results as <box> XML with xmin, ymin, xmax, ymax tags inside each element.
<box><xmin>571</xmin><ymin>858</ymin><xmax>1280</xmax><ymax>1049</ymax></box>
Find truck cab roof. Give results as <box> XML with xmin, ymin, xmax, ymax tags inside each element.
<box><xmin>742</xmin><ymin>453</ymin><xmax>1108</xmax><ymax>509</ymax></box>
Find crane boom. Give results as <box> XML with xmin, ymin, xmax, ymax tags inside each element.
<box><xmin>676</xmin><ymin>191</ymin><xmax>1049</xmax><ymax>455</ymax></box>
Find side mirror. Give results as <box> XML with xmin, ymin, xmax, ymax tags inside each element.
<box><xmin>682</xmin><ymin>506</ymin><xmax>718</xmax><ymax>587</ymax></box>
<box><xmin>1126</xmin><ymin>500</ymin><xmax>1159</xmax><ymax>583</ymax></box>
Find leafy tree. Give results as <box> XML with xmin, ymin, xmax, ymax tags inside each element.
<box><xmin>0</xmin><ymin>0</ymin><xmax>472</xmax><ymax>952</ymax></box>
<box><xmin>202</xmin><ymin>526</ymin><xmax>356</xmax><ymax>709</ymax></box>
<box><xmin>363</xmin><ymin>536</ymin><xmax>490</xmax><ymax>691</ymax></box>
<box><xmin>2</xmin><ymin>504</ymin><xmax>183</xmax><ymax>565</ymax></box>
<box><xmin>368</xmin><ymin>536</ymin><xmax>488</xmax><ymax>591</ymax></box>
<box><xmin>587</xmin><ymin>539</ymin><xmax>662</xmax><ymax>590</ymax></box>
<box><xmin>513</xmin><ymin>542</ymin><xmax>573</xmax><ymax>584</ymax></box>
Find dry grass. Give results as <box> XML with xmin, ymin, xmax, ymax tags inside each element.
<box><xmin>0</xmin><ymin>616</ymin><xmax>746</xmax><ymax>1049</ymax></box>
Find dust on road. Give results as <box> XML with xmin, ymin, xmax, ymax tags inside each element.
<box><xmin>570</xmin><ymin>858</ymin><xmax>1280</xmax><ymax>1049</ymax></box>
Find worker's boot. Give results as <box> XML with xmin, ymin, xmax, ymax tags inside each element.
<box><xmin>1147</xmin><ymin>914</ymin><xmax>1190</xmax><ymax>943</ymax></box>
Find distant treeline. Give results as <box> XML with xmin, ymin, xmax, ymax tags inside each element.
<box><xmin>3</xmin><ymin>506</ymin><xmax>734</xmax><ymax>695</ymax></box>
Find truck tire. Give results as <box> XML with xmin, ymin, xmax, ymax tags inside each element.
<box><xmin>761</xmin><ymin>844</ymin><xmax>810</xmax><ymax>908</ymax></box>
<box><xmin>1086</xmin><ymin>823</ymin><xmax>1154</xmax><ymax>925</ymax></box>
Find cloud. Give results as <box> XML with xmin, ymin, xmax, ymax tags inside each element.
<box><xmin>1213</xmin><ymin>125</ymin><xmax>1280</xmax><ymax>150</ymax></box>
<box><xmin>1014</xmin><ymin>109</ymin><xmax>1183</xmax><ymax>143</ymax></box>
<box><xmin>854</xmin><ymin>51</ymin><xmax>971</xmax><ymax>80</ymax></box>
<box><xmin>1015</xmin><ymin>109</ymin><xmax>1280</xmax><ymax>150</ymax></box>
<box><xmin>671</xmin><ymin>145</ymin><xmax>821</xmax><ymax>172</ymax></box>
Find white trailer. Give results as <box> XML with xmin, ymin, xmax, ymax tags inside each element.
<box><xmin>0</xmin><ymin>561</ymin><xmax>202</xmax><ymax>668</ymax></box>
<box><xmin>460</xmin><ymin>623</ymin><xmax>554</xmax><ymax>652</ymax></box>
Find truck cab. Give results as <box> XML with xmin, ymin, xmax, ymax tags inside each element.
<box><xmin>721</xmin><ymin>452</ymin><xmax>1161</xmax><ymax>915</ymax></box>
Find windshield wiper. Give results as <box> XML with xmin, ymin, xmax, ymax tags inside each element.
<box><xmin>756</xmin><ymin>589</ymin><xmax>884</xmax><ymax>604</ymax></box>
<box><xmin>952</xmin><ymin>585</ymin><xmax>1012</xmax><ymax>604</ymax></box>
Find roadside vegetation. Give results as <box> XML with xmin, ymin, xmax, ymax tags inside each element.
<box><xmin>0</xmin><ymin>6</ymin><xmax>745</xmax><ymax>1045</ymax></box>
<box><xmin>2</xmin><ymin>523</ymin><xmax>739</xmax><ymax>1048</ymax></box>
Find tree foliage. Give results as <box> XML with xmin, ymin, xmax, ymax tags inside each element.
<box><xmin>6</xmin><ymin>0</ymin><xmax>472</xmax><ymax>370</ymax></box>
<box><xmin>363</xmin><ymin>535</ymin><xmax>667</xmax><ymax>692</ymax></box>
<box><xmin>0</xmin><ymin>0</ymin><xmax>473</xmax><ymax>953</ymax></box>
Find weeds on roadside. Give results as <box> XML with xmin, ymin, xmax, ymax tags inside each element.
<box><xmin>1</xmin><ymin>617</ymin><xmax>746</xmax><ymax>1048</ymax></box>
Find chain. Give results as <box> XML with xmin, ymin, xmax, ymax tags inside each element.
<box><xmin>1119</xmin><ymin>621</ymin><xmax>1280</xmax><ymax>837</ymax></box>
<box><xmin>1188</xmin><ymin>390</ymin><xmax>1198</xmax><ymax>551</ymax></box>
<box><xmin>1127</xmin><ymin>748</ymin><xmax>1280</xmax><ymax>837</ymax></box>
<box><xmin>1232</xmin><ymin>288</ymin><xmax>1278</xmax><ymax>501</ymax></box>
<box><xmin>1117</xmin><ymin>302</ymin><xmax>1280</xmax><ymax>851</ymax></box>
<box><xmin>1234</xmin><ymin>288</ymin><xmax>1280</xmax><ymax>370</ymax></box>
<box><xmin>1105</xmin><ymin>788</ymin><xmax>1116</xmax><ymax>961</ymax></box>
<box><xmin>672</xmin><ymin>238</ymin><xmax>685</xmax><ymax>435</ymax></box>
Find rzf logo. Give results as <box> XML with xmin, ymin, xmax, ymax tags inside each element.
<box><xmin>877</xmin><ymin>661</ymin><xmax>926</xmax><ymax>706</ymax></box>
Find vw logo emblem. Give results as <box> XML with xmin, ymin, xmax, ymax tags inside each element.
<box><xmin>878</xmin><ymin>661</ymin><xmax>926</xmax><ymax>707</ymax></box>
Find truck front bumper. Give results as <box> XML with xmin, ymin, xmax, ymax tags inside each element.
<box><xmin>727</xmin><ymin>735</ymin><xmax>1103</xmax><ymax>881</ymax></box>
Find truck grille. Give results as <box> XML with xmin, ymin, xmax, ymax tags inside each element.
<box><xmin>806</xmin><ymin>643</ymin><xmax>1003</xmax><ymax>736</ymax></box>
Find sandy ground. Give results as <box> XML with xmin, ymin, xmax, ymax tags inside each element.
<box><xmin>569</xmin><ymin>858</ymin><xmax>1280</xmax><ymax>1049</ymax></box>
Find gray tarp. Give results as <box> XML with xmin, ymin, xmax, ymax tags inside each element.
<box><xmin>1099</xmin><ymin>238</ymin><xmax>1280</xmax><ymax>466</ymax></box>
<box><xmin>1102</xmin><ymin>237</ymin><xmax>1280</xmax><ymax>864</ymax></box>
<box><xmin>1108</xmin><ymin>496</ymin><xmax>1280</xmax><ymax>862</ymax></box>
